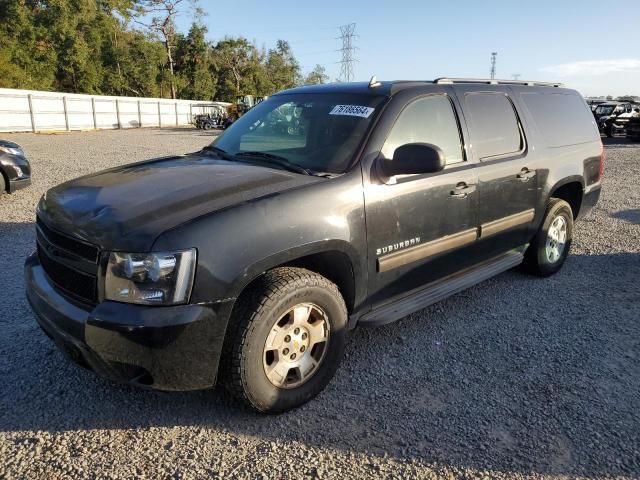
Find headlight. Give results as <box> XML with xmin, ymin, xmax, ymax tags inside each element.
<box><xmin>104</xmin><ymin>249</ymin><xmax>197</xmax><ymax>305</ymax></box>
<box><xmin>0</xmin><ymin>145</ymin><xmax>25</xmax><ymax>157</ymax></box>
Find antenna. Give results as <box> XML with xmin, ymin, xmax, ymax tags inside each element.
<box><xmin>338</xmin><ymin>23</ymin><xmax>357</xmax><ymax>82</ymax></box>
<box><xmin>490</xmin><ymin>52</ymin><xmax>497</xmax><ymax>80</ymax></box>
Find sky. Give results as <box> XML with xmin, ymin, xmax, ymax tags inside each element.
<box><xmin>172</xmin><ymin>0</ymin><xmax>640</xmax><ymax>97</ymax></box>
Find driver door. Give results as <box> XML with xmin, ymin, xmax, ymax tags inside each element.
<box><xmin>364</xmin><ymin>93</ymin><xmax>480</xmax><ymax>306</ymax></box>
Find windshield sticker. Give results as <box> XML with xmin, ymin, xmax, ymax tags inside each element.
<box><xmin>329</xmin><ymin>105</ymin><xmax>375</xmax><ymax>118</ymax></box>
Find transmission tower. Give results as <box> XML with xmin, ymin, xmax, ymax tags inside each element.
<box><xmin>338</xmin><ymin>23</ymin><xmax>357</xmax><ymax>82</ymax></box>
<box><xmin>512</xmin><ymin>73</ymin><xmax>521</xmax><ymax>80</ymax></box>
<box><xmin>490</xmin><ymin>52</ymin><xmax>497</xmax><ymax>79</ymax></box>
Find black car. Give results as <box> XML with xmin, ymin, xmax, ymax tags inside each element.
<box><xmin>627</xmin><ymin>115</ymin><xmax>640</xmax><ymax>141</ymax></box>
<box><xmin>593</xmin><ymin>101</ymin><xmax>639</xmax><ymax>137</ymax></box>
<box><xmin>26</xmin><ymin>78</ymin><xmax>602</xmax><ymax>413</ymax></box>
<box><xmin>0</xmin><ymin>140</ymin><xmax>31</xmax><ymax>193</ymax></box>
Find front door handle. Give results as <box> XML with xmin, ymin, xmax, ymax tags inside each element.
<box><xmin>517</xmin><ymin>168</ymin><xmax>536</xmax><ymax>182</ymax></box>
<box><xmin>450</xmin><ymin>182</ymin><xmax>476</xmax><ymax>198</ymax></box>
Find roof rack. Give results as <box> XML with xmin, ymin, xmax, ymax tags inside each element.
<box><xmin>434</xmin><ymin>78</ymin><xmax>563</xmax><ymax>88</ymax></box>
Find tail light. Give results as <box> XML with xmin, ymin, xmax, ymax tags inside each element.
<box><xmin>598</xmin><ymin>142</ymin><xmax>604</xmax><ymax>180</ymax></box>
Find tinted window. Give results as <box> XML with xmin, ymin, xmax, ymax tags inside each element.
<box><xmin>382</xmin><ymin>95</ymin><xmax>464</xmax><ymax>164</ymax></box>
<box><xmin>465</xmin><ymin>93</ymin><xmax>522</xmax><ymax>159</ymax></box>
<box><xmin>522</xmin><ymin>93</ymin><xmax>596</xmax><ymax>147</ymax></box>
<box><xmin>595</xmin><ymin>105</ymin><xmax>615</xmax><ymax>115</ymax></box>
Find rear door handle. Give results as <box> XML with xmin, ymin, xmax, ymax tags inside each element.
<box><xmin>517</xmin><ymin>168</ymin><xmax>536</xmax><ymax>182</ymax></box>
<box><xmin>450</xmin><ymin>182</ymin><xmax>476</xmax><ymax>198</ymax></box>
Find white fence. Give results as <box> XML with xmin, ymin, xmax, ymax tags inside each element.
<box><xmin>0</xmin><ymin>88</ymin><xmax>230</xmax><ymax>133</ymax></box>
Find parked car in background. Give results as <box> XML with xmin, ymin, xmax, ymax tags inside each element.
<box><xmin>593</xmin><ymin>101</ymin><xmax>639</xmax><ymax>137</ymax></box>
<box><xmin>627</xmin><ymin>114</ymin><xmax>640</xmax><ymax>141</ymax></box>
<box><xmin>0</xmin><ymin>140</ymin><xmax>31</xmax><ymax>194</ymax></box>
<box><xmin>26</xmin><ymin>78</ymin><xmax>602</xmax><ymax>413</ymax></box>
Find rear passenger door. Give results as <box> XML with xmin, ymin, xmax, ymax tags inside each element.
<box><xmin>455</xmin><ymin>88</ymin><xmax>539</xmax><ymax>259</ymax></box>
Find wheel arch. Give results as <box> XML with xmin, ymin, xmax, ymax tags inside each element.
<box><xmin>549</xmin><ymin>177</ymin><xmax>584</xmax><ymax>219</ymax></box>
<box><xmin>228</xmin><ymin>242</ymin><xmax>361</xmax><ymax>316</ymax></box>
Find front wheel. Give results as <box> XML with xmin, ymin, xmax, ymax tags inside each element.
<box><xmin>523</xmin><ymin>198</ymin><xmax>574</xmax><ymax>277</ymax></box>
<box><xmin>220</xmin><ymin>267</ymin><xmax>348</xmax><ymax>413</ymax></box>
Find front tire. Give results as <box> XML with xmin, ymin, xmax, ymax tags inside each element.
<box><xmin>523</xmin><ymin>198</ymin><xmax>574</xmax><ymax>277</ymax></box>
<box><xmin>220</xmin><ymin>267</ymin><xmax>348</xmax><ymax>413</ymax></box>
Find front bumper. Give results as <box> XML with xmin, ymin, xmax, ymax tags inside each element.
<box><xmin>1</xmin><ymin>153</ymin><xmax>31</xmax><ymax>192</ymax></box>
<box><xmin>9</xmin><ymin>177</ymin><xmax>31</xmax><ymax>192</ymax></box>
<box><xmin>25</xmin><ymin>253</ymin><xmax>234</xmax><ymax>391</ymax></box>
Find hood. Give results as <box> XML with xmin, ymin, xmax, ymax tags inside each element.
<box><xmin>38</xmin><ymin>154</ymin><xmax>323</xmax><ymax>251</ymax></box>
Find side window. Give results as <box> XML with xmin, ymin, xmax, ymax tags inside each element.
<box><xmin>465</xmin><ymin>93</ymin><xmax>523</xmax><ymax>159</ymax></box>
<box><xmin>381</xmin><ymin>95</ymin><xmax>464</xmax><ymax>165</ymax></box>
<box><xmin>521</xmin><ymin>92</ymin><xmax>597</xmax><ymax>147</ymax></box>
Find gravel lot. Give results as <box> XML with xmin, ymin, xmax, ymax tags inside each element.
<box><xmin>0</xmin><ymin>128</ymin><xmax>638</xmax><ymax>479</ymax></box>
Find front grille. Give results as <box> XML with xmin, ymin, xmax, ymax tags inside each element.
<box><xmin>38</xmin><ymin>244</ymin><xmax>97</xmax><ymax>303</ymax></box>
<box><xmin>36</xmin><ymin>217</ymin><xmax>99</xmax><ymax>304</ymax></box>
<box><xmin>36</xmin><ymin>217</ymin><xmax>99</xmax><ymax>263</ymax></box>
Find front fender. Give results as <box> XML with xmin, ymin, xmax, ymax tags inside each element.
<box><xmin>152</xmin><ymin>171</ymin><xmax>368</xmax><ymax>307</ymax></box>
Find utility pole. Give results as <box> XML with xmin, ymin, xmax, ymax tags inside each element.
<box><xmin>338</xmin><ymin>23</ymin><xmax>357</xmax><ymax>82</ymax></box>
<box><xmin>490</xmin><ymin>52</ymin><xmax>497</xmax><ymax>80</ymax></box>
<box><xmin>512</xmin><ymin>73</ymin><xmax>521</xmax><ymax>80</ymax></box>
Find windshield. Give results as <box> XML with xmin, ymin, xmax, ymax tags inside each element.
<box><xmin>595</xmin><ymin>105</ymin><xmax>615</xmax><ymax>115</ymax></box>
<box><xmin>210</xmin><ymin>93</ymin><xmax>386</xmax><ymax>174</ymax></box>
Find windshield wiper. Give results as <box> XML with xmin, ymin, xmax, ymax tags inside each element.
<box><xmin>201</xmin><ymin>145</ymin><xmax>235</xmax><ymax>160</ymax></box>
<box><xmin>234</xmin><ymin>151</ymin><xmax>313</xmax><ymax>175</ymax></box>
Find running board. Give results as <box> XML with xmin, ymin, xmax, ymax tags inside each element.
<box><xmin>358</xmin><ymin>250</ymin><xmax>524</xmax><ymax>327</ymax></box>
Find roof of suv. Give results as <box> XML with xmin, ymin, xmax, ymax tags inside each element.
<box><xmin>277</xmin><ymin>78</ymin><xmax>565</xmax><ymax>97</ymax></box>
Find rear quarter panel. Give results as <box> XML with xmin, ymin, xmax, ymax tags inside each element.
<box><xmin>509</xmin><ymin>86</ymin><xmax>601</xmax><ymax>222</ymax></box>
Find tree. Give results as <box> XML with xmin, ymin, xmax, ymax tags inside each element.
<box><xmin>212</xmin><ymin>37</ymin><xmax>262</xmax><ymax>100</ymax></box>
<box><xmin>265</xmin><ymin>40</ymin><xmax>301</xmax><ymax>92</ymax></box>
<box><xmin>134</xmin><ymin>0</ymin><xmax>198</xmax><ymax>99</ymax></box>
<box><xmin>304</xmin><ymin>64</ymin><xmax>329</xmax><ymax>85</ymax></box>
<box><xmin>0</xmin><ymin>3</ymin><xmax>304</xmax><ymax>101</ymax></box>
<box><xmin>175</xmin><ymin>23</ymin><xmax>215</xmax><ymax>99</ymax></box>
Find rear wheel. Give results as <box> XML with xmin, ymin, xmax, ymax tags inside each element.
<box><xmin>220</xmin><ymin>267</ymin><xmax>348</xmax><ymax>413</ymax></box>
<box><xmin>523</xmin><ymin>198</ymin><xmax>574</xmax><ymax>277</ymax></box>
<box><xmin>0</xmin><ymin>170</ymin><xmax>7</xmax><ymax>194</ymax></box>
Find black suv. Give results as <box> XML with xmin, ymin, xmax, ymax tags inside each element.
<box><xmin>26</xmin><ymin>78</ymin><xmax>603</xmax><ymax>413</ymax></box>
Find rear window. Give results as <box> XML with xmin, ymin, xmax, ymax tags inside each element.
<box><xmin>522</xmin><ymin>93</ymin><xmax>596</xmax><ymax>147</ymax></box>
<box><xmin>465</xmin><ymin>93</ymin><xmax>523</xmax><ymax>159</ymax></box>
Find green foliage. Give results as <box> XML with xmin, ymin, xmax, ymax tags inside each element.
<box><xmin>304</xmin><ymin>64</ymin><xmax>329</xmax><ymax>85</ymax></box>
<box><xmin>0</xmin><ymin>1</ymin><xmax>314</xmax><ymax>100</ymax></box>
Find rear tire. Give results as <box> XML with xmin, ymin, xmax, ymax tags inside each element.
<box><xmin>220</xmin><ymin>267</ymin><xmax>348</xmax><ymax>413</ymax></box>
<box><xmin>523</xmin><ymin>198</ymin><xmax>574</xmax><ymax>277</ymax></box>
<box><xmin>0</xmin><ymin>170</ymin><xmax>7</xmax><ymax>194</ymax></box>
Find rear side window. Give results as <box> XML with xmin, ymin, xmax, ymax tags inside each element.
<box><xmin>465</xmin><ymin>93</ymin><xmax>523</xmax><ymax>159</ymax></box>
<box><xmin>382</xmin><ymin>95</ymin><xmax>464</xmax><ymax>165</ymax></box>
<box><xmin>521</xmin><ymin>93</ymin><xmax>597</xmax><ymax>147</ymax></box>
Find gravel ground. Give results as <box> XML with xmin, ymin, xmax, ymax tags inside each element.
<box><xmin>0</xmin><ymin>129</ymin><xmax>639</xmax><ymax>479</ymax></box>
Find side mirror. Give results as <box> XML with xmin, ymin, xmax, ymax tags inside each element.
<box><xmin>379</xmin><ymin>143</ymin><xmax>445</xmax><ymax>179</ymax></box>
